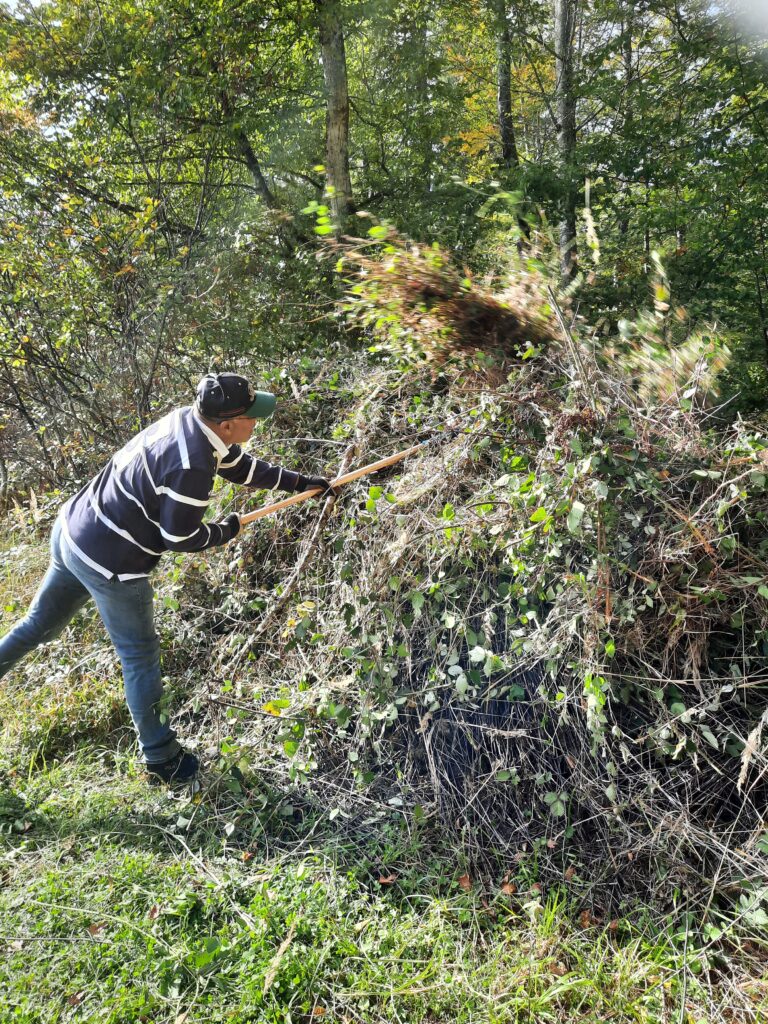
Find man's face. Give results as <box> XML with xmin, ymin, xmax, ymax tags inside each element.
<box><xmin>223</xmin><ymin>416</ymin><xmax>258</xmax><ymax>445</ymax></box>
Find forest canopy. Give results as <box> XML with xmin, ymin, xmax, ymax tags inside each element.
<box><xmin>1</xmin><ymin>0</ymin><xmax>768</xmax><ymax>492</ymax></box>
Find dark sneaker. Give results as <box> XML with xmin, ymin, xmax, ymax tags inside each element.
<box><xmin>145</xmin><ymin>750</ymin><xmax>199</xmax><ymax>785</ymax></box>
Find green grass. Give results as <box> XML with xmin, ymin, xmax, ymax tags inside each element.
<box><xmin>2</xmin><ymin>535</ymin><xmax>768</xmax><ymax>1023</ymax></box>
<box><xmin>2</xmin><ymin>751</ymin><xmax>767</xmax><ymax>1023</ymax></box>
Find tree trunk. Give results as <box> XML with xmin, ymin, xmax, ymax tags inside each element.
<box><xmin>405</xmin><ymin>13</ymin><xmax>433</xmax><ymax>186</ymax></box>
<box><xmin>619</xmin><ymin>0</ymin><xmax>635</xmax><ymax>238</ymax></box>
<box><xmin>219</xmin><ymin>90</ymin><xmax>278</xmax><ymax>209</ymax></box>
<box><xmin>755</xmin><ymin>272</ymin><xmax>768</xmax><ymax>365</ymax></box>
<box><xmin>0</xmin><ymin>450</ymin><xmax>7</xmax><ymax>509</ymax></box>
<box><xmin>554</xmin><ymin>0</ymin><xmax>578</xmax><ymax>284</ymax></box>
<box><xmin>490</xmin><ymin>0</ymin><xmax>520</xmax><ymax>169</ymax></box>
<box><xmin>316</xmin><ymin>0</ymin><xmax>353</xmax><ymax>229</ymax></box>
<box><xmin>236</xmin><ymin>130</ymin><xmax>278</xmax><ymax>209</ymax></box>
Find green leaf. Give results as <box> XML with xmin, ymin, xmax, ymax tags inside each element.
<box><xmin>544</xmin><ymin>791</ymin><xmax>567</xmax><ymax>816</ymax></box>
<box><xmin>263</xmin><ymin>700</ymin><xmax>290</xmax><ymax>717</ymax></box>
<box><xmin>567</xmin><ymin>501</ymin><xmax>585</xmax><ymax>534</ymax></box>
<box><xmin>529</xmin><ymin>506</ymin><xmax>548</xmax><ymax>523</ymax></box>
<box><xmin>745</xmin><ymin>906</ymin><xmax>768</xmax><ymax>927</ymax></box>
<box><xmin>484</xmin><ymin>653</ymin><xmax>504</xmax><ymax>677</ymax></box>
<box><xmin>699</xmin><ymin>726</ymin><xmax>719</xmax><ymax>750</ymax></box>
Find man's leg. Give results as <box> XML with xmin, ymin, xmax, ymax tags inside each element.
<box><xmin>64</xmin><ymin>568</ymin><xmax>181</xmax><ymax>765</ymax></box>
<box><xmin>0</xmin><ymin>518</ymin><xmax>91</xmax><ymax>678</ymax></box>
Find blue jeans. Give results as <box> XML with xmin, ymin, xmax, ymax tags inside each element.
<box><xmin>0</xmin><ymin>516</ymin><xmax>180</xmax><ymax>764</ymax></box>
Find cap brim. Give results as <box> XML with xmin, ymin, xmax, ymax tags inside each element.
<box><xmin>245</xmin><ymin>391</ymin><xmax>276</xmax><ymax>419</ymax></box>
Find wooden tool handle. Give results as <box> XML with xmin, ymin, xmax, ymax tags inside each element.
<box><xmin>239</xmin><ymin>440</ymin><xmax>428</xmax><ymax>526</ymax></box>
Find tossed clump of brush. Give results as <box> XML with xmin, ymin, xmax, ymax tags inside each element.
<box><xmin>333</xmin><ymin>227</ymin><xmax>557</xmax><ymax>364</ymax></box>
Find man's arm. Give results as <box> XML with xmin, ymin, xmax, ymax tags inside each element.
<box><xmin>217</xmin><ymin>446</ymin><xmax>318</xmax><ymax>493</ymax></box>
<box><xmin>158</xmin><ymin>470</ymin><xmax>239</xmax><ymax>551</ymax></box>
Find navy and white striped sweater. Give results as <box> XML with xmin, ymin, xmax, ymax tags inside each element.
<box><xmin>62</xmin><ymin>406</ymin><xmax>303</xmax><ymax>580</ymax></box>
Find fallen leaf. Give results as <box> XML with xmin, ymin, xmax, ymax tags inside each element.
<box><xmin>564</xmin><ymin>866</ymin><xmax>577</xmax><ymax>882</ymax></box>
<box><xmin>608</xmin><ymin>918</ymin><xmax>620</xmax><ymax>934</ymax></box>
<box><xmin>579</xmin><ymin>910</ymin><xmax>601</xmax><ymax>929</ymax></box>
<box><xmin>530</xmin><ymin>883</ymin><xmax>542</xmax><ymax>894</ymax></box>
<box><xmin>242</xmin><ymin>851</ymin><xmax>255</xmax><ymax>862</ymax></box>
<box><xmin>378</xmin><ymin>874</ymin><xmax>397</xmax><ymax>885</ymax></box>
<box><xmin>87</xmin><ymin>923</ymin><xmax>107</xmax><ymax>937</ymax></box>
<box><xmin>501</xmin><ymin>879</ymin><xmax>517</xmax><ymax>895</ymax></box>
<box><xmin>550</xmin><ymin>962</ymin><xmax>568</xmax><ymax>977</ymax></box>
<box><xmin>312</xmin><ymin>1008</ymin><xmax>326</xmax><ymax>1017</ymax></box>
<box><xmin>546</xmin><ymin>838</ymin><xmax>556</xmax><ymax>849</ymax></box>
<box><xmin>175</xmin><ymin>1013</ymin><xmax>190</xmax><ymax>1024</ymax></box>
<box><xmin>148</xmin><ymin>906</ymin><xmax>160</xmax><ymax>921</ymax></box>
<box><xmin>67</xmin><ymin>992</ymin><xmax>86</xmax><ymax>1007</ymax></box>
<box><xmin>458</xmin><ymin>873</ymin><xmax>472</xmax><ymax>891</ymax></box>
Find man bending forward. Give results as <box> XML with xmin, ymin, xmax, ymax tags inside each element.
<box><xmin>0</xmin><ymin>373</ymin><xmax>331</xmax><ymax>783</ymax></box>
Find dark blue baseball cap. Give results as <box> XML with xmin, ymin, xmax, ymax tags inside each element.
<box><xmin>195</xmin><ymin>372</ymin><xmax>276</xmax><ymax>421</ymax></box>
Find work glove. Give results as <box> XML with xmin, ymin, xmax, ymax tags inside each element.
<box><xmin>222</xmin><ymin>512</ymin><xmax>241</xmax><ymax>540</ymax></box>
<box><xmin>297</xmin><ymin>474</ymin><xmax>336</xmax><ymax>497</ymax></box>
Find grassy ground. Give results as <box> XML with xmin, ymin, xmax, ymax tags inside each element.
<box><xmin>2</xmin><ymin>530</ymin><xmax>768</xmax><ymax>1023</ymax></box>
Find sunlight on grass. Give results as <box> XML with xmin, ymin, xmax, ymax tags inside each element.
<box><xmin>2</xmin><ymin>754</ymin><xmax>767</xmax><ymax>1024</ymax></box>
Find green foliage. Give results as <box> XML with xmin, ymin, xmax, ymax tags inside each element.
<box><xmin>0</xmin><ymin>0</ymin><xmax>766</xmax><ymax>494</ymax></box>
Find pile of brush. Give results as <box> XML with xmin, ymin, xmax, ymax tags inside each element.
<box><xmin>196</xmin><ymin>232</ymin><xmax>768</xmax><ymax>918</ymax></box>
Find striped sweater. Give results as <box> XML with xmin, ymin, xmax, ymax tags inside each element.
<box><xmin>62</xmin><ymin>406</ymin><xmax>303</xmax><ymax>580</ymax></box>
